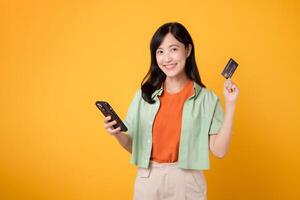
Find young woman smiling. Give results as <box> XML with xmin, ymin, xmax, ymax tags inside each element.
<box><xmin>103</xmin><ymin>22</ymin><xmax>239</xmax><ymax>200</ymax></box>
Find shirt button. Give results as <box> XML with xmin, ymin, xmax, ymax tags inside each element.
<box><xmin>147</xmin><ymin>139</ymin><xmax>151</xmax><ymax>144</ymax></box>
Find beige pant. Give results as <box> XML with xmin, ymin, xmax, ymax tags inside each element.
<box><xmin>133</xmin><ymin>161</ymin><xmax>207</xmax><ymax>200</ymax></box>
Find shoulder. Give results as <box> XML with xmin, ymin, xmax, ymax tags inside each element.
<box><xmin>199</xmin><ymin>88</ymin><xmax>220</xmax><ymax>106</ymax></box>
<box><xmin>204</xmin><ymin>88</ymin><xmax>219</xmax><ymax>100</ymax></box>
<box><xmin>129</xmin><ymin>88</ymin><xmax>142</xmax><ymax>103</ymax></box>
<box><xmin>133</xmin><ymin>88</ymin><xmax>142</xmax><ymax>97</ymax></box>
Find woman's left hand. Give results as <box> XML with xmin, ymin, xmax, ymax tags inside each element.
<box><xmin>224</xmin><ymin>78</ymin><xmax>239</xmax><ymax>105</ymax></box>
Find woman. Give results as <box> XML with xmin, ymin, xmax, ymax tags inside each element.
<box><xmin>104</xmin><ymin>22</ymin><xmax>239</xmax><ymax>200</ymax></box>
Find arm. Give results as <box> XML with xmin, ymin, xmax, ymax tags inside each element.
<box><xmin>210</xmin><ymin>79</ymin><xmax>239</xmax><ymax>158</ymax></box>
<box><xmin>104</xmin><ymin>116</ymin><xmax>132</xmax><ymax>153</ymax></box>
<box><xmin>209</xmin><ymin>103</ymin><xmax>236</xmax><ymax>158</ymax></box>
<box><xmin>114</xmin><ymin>132</ymin><xmax>132</xmax><ymax>153</ymax></box>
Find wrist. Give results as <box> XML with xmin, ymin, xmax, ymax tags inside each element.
<box><xmin>225</xmin><ymin>102</ymin><xmax>236</xmax><ymax>110</ymax></box>
<box><xmin>114</xmin><ymin>131</ymin><xmax>123</xmax><ymax>138</ymax></box>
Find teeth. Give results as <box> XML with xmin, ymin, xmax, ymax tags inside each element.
<box><xmin>165</xmin><ymin>64</ymin><xmax>176</xmax><ymax>69</ymax></box>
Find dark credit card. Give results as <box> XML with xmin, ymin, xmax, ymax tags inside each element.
<box><xmin>221</xmin><ymin>58</ymin><xmax>238</xmax><ymax>79</ymax></box>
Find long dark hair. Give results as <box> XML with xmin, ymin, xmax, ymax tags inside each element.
<box><xmin>141</xmin><ymin>22</ymin><xmax>206</xmax><ymax>104</ymax></box>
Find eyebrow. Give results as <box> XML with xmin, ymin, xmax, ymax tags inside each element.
<box><xmin>157</xmin><ymin>44</ymin><xmax>180</xmax><ymax>50</ymax></box>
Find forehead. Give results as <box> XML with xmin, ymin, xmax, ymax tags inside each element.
<box><xmin>158</xmin><ymin>33</ymin><xmax>183</xmax><ymax>48</ymax></box>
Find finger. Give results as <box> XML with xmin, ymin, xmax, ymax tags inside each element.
<box><xmin>226</xmin><ymin>78</ymin><xmax>232</xmax><ymax>84</ymax></box>
<box><xmin>225</xmin><ymin>84</ymin><xmax>234</xmax><ymax>93</ymax></box>
<box><xmin>107</xmin><ymin>127</ymin><xmax>116</xmax><ymax>135</ymax></box>
<box><xmin>104</xmin><ymin>120</ymin><xmax>117</xmax><ymax>129</ymax></box>
<box><xmin>229</xmin><ymin>82</ymin><xmax>238</xmax><ymax>89</ymax></box>
<box><xmin>110</xmin><ymin>127</ymin><xmax>121</xmax><ymax>134</ymax></box>
<box><xmin>107</xmin><ymin>127</ymin><xmax>121</xmax><ymax>135</ymax></box>
<box><xmin>104</xmin><ymin>116</ymin><xmax>111</xmax><ymax>123</ymax></box>
<box><xmin>231</xmin><ymin>84</ymin><xmax>237</xmax><ymax>90</ymax></box>
<box><xmin>231</xmin><ymin>84</ymin><xmax>240</xmax><ymax>93</ymax></box>
<box><xmin>226</xmin><ymin>83</ymin><xmax>232</xmax><ymax>89</ymax></box>
<box><xmin>224</xmin><ymin>79</ymin><xmax>232</xmax><ymax>88</ymax></box>
<box><xmin>225</xmin><ymin>83</ymin><xmax>232</xmax><ymax>91</ymax></box>
<box><xmin>226</xmin><ymin>87</ymin><xmax>233</xmax><ymax>93</ymax></box>
<box><xmin>227</xmin><ymin>78</ymin><xmax>236</xmax><ymax>84</ymax></box>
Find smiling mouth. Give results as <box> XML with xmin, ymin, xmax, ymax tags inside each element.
<box><xmin>164</xmin><ymin>64</ymin><xmax>177</xmax><ymax>69</ymax></box>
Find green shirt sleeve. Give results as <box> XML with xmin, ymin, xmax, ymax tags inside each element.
<box><xmin>124</xmin><ymin>89</ymin><xmax>141</xmax><ymax>139</ymax></box>
<box><xmin>208</xmin><ymin>93</ymin><xmax>224</xmax><ymax>135</ymax></box>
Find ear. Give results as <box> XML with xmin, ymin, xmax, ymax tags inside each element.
<box><xmin>187</xmin><ymin>44</ymin><xmax>192</xmax><ymax>57</ymax></box>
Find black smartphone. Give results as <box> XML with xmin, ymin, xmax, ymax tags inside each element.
<box><xmin>221</xmin><ymin>58</ymin><xmax>238</xmax><ymax>79</ymax></box>
<box><xmin>95</xmin><ymin>101</ymin><xmax>128</xmax><ymax>132</ymax></box>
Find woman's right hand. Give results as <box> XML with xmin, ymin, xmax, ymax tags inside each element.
<box><xmin>104</xmin><ymin>116</ymin><xmax>121</xmax><ymax>136</ymax></box>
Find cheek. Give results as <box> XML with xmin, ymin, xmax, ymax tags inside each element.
<box><xmin>156</xmin><ymin>56</ymin><xmax>162</xmax><ymax>65</ymax></box>
<box><xmin>176</xmin><ymin>54</ymin><xmax>187</xmax><ymax>65</ymax></box>
<box><xmin>174</xmin><ymin>51</ymin><xmax>187</xmax><ymax>61</ymax></box>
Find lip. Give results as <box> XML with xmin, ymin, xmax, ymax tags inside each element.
<box><xmin>164</xmin><ymin>63</ymin><xmax>177</xmax><ymax>69</ymax></box>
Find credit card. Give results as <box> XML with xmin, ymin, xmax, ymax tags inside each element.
<box><xmin>221</xmin><ymin>58</ymin><xmax>238</xmax><ymax>79</ymax></box>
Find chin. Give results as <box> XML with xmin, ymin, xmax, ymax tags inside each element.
<box><xmin>164</xmin><ymin>73</ymin><xmax>180</xmax><ymax>78</ymax></box>
<box><xmin>162</xmin><ymin>69</ymin><xmax>180</xmax><ymax>77</ymax></box>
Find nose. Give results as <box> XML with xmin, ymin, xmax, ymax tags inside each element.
<box><xmin>163</xmin><ymin>52</ymin><xmax>172</xmax><ymax>63</ymax></box>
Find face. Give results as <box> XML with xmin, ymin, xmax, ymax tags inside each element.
<box><xmin>156</xmin><ymin>33</ymin><xmax>191</xmax><ymax>80</ymax></box>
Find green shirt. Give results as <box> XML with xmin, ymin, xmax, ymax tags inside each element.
<box><xmin>124</xmin><ymin>81</ymin><xmax>224</xmax><ymax>170</ymax></box>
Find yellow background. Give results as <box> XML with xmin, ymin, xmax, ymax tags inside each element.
<box><xmin>1</xmin><ymin>0</ymin><xmax>299</xmax><ymax>199</ymax></box>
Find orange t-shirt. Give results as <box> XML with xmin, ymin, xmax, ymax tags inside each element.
<box><xmin>151</xmin><ymin>80</ymin><xmax>194</xmax><ymax>163</ymax></box>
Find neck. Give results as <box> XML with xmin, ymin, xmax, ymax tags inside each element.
<box><xmin>164</xmin><ymin>74</ymin><xmax>190</xmax><ymax>93</ymax></box>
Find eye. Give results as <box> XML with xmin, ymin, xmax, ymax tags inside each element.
<box><xmin>156</xmin><ymin>50</ymin><xmax>163</xmax><ymax>55</ymax></box>
<box><xmin>171</xmin><ymin>48</ymin><xmax>178</xmax><ymax>52</ymax></box>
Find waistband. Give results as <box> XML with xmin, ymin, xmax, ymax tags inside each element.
<box><xmin>149</xmin><ymin>160</ymin><xmax>178</xmax><ymax>168</ymax></box>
